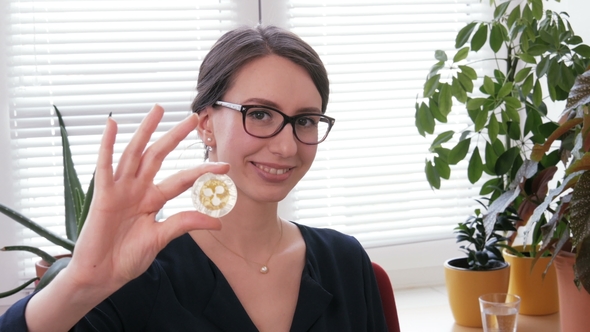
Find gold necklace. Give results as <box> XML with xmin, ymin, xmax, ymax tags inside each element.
<box><xmin>207</xmin><ymin>220</ymin><xmax>283</xmax><ymax>274</ymax></box>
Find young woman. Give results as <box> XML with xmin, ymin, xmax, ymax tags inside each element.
<box><xmin>0</xmin><ymin>25</ymin><xmax>387</xmax><ymax>332</ymax></box>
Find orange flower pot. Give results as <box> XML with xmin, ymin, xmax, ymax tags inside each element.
<box><xmin>444</xmin><ymin>257</ymin><xmax>510</xmax><ymax>327</ymax></box>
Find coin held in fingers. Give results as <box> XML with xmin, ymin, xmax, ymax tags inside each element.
<box><xmin>191</xmin><ymin>173</ymin><xmax>237</xmax><ymax>217</ymax></box>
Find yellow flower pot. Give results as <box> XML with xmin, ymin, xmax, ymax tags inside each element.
<box><xmin>444</xmin><ymin>257</ymin><xmax>510</xmax><ymax>327</ymax></box>
<box><xmin>503</xmin><ymin>246</ymin><xmax>559</xmax><ymax>315</ymax></box>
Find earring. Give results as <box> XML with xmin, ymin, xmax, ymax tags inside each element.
<box><xmin>206</xmin><ymin>146</ymin><xmax>213</xmax><ymax>152</ymax></box>
<box><xmin>206</xmin><ymin>137</ymin><xmax>212</xmax><ymax>142</ymax></box>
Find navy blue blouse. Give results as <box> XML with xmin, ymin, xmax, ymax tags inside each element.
<box><xmin>0</xmin><ymin>223</ymin><xmax>387</xmax><ymax>331</ymax></box>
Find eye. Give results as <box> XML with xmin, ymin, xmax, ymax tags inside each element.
<box><xmin>296</xmin><ymin>115</ymin><xmax>319</xmax><ymax>127</ymax></box>
<box><xmin>246</xmin><ymin>108</ymin><xmax>274</xmax><ymax>121</ymax></box>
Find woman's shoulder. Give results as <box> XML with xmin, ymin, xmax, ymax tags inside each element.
<box><xmin>294</xmin><ymin>222</ymin><xmax>366</xmax><ymax>261</ymax></box>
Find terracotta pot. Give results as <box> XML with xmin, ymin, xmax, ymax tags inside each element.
<box><xmin>554</xmin><ymin>251</ymin><xmax>590</xmax><ymax>332</ymax></box>
<box><xmin>444</xmin><ymin>257</ymin><xmax>510</xmax><ymax>327</ymax></box>
<box><xmin>35</xmin><ymin>254</ymin><xmax>72</xmax><ymax>281</ymax></box>
<box><xmin>503</xmin><ymin>246</ymin><xmax>559</xmax><ymax>315</ymax></box>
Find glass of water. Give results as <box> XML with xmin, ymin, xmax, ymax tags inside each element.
<box><xmin>479</xmin><ymin>293</ymin><xmax>521</xmax><ymax>332</ymax></box>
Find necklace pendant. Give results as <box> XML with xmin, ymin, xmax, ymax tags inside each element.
<box><xmin>260</xmin><ymin>266</ymin><xmax>269</xmax><ymax>274</ymax></box>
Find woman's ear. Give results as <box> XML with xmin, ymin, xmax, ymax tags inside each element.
<box><xmin>196</xmin><ymin>107</ymin><xmax>215</xmax><ymax>145</ymax></box>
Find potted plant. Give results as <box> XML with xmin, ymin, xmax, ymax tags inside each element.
<box><xmin>415</xmin><ymin>0</ymin><xmax>590</xmax><ymax>319</ymax></box>
<box><xmin>510</xmin><ymin>68</ymin><xmax>590</xmax><ymax>331</ymax></box>
<box><xmin>444</xmin><ymin>200</ymin><xmax>515</xmax><ymax>327</ymax></box>
<box><xmin>0</xmin><ymin>106</ymin><xmax>94</xmax><ymax>298</ymax></box>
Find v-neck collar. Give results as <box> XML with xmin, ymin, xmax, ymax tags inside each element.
<box><xmin>200</xmin><ymin>223</ymin><xmax>333</xmax><ymax>332</ymax></box>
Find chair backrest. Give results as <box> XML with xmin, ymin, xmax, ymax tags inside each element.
<box><xmin>372</xmin><ymin>262</ymin><xmax>401</xmax><ymax>332</ymax></box>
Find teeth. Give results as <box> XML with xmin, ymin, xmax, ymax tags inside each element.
<box><xmin>256</xmin><ymin>164</ymin><xmax>289</xmax><ymax>175</ymax></box>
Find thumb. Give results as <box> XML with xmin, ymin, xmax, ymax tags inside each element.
<box><xmin>156</xmin><ymin>211</ymin><xmax>221</xmax><ymax>247</ymax></box>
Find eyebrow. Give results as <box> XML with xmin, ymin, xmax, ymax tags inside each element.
<box><xmin>242</xmin><ymin>97</ymin><xmax>322</xmax><ymax>114</ymax></box>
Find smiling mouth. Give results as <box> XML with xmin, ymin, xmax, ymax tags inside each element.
<box><xmin>253</xmin><ymin>163</ymin><xmax>292</xmax><ymax>175</ymax></box>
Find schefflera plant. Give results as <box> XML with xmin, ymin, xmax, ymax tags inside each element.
<box><xmin>414</xmin><ymin>0</ymin><xmax>590</xmax><ymax>243</ymax></box>
<box><xmin>0</xmin><ymin>106</ymin><xmax>95</xmax><ymax>298</ymax></box>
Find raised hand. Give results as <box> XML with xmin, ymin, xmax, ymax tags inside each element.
<box><xmin>64</xmin><ymin>104</ymin><xmax>226</xmax><ymax>289</ymax></box>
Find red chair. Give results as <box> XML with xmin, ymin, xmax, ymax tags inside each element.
<box><xmin>372</xmin><ymin>262</ymin><xmax>401</xmax><ymax>332</ymax></box>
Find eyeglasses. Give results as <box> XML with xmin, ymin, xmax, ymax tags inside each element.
<box><xmin>214</xmin><ymin>101</ymin><xmax>335</xmax><ymax>145</ymax></box>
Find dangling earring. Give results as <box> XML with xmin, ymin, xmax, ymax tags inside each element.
<box><xmin>206</xmin><ymin>146</ymin><xmax>213</xmax><ymax>152</ymax></box>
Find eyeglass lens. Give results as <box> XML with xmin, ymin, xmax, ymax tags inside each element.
<box><xmin>244</xmin><ymin>107</ymin><xmax>330</xmax><ymax>144</ymax></box>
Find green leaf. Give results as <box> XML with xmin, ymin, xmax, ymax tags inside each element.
<box><xmin>0</xmin><ymin>278</ymin><xmax>38</xmax><ymax>298</ymax></box>
<box><xmin>535</xmin><ymin>56</ymin><xmax>550</xmax><ymax>78</ymax></box>
<box><xmin>483</xmin><ymin>76</ymin><xmax>495</xmax><ymax>95</ymax></box>
<box><xmin>493</xmin><ymin>1</ymin><xmax>511</xmax><ymax>20</ymax></box>
<box><xmin>514</xmin><ymin>67</ymin><xmax>532</xmax><ymax>83</ymax></box>
<box><xmin>497</xmin><ymin>82</ymin><xmax>513</xmax><ymax>99</ymax></box>
<box><xmin>2</xmin><ymin>245</ymin><xmax>55</xmax><ymax>264</ymax></box>
<box><xmin>487</xmin><ymin>115</ymin><xmax>499</xmax><ymax>143</ymax></box>
<box><xmin>519</xmin><ymin>53</ymin><xmax>537</xmax><ymax>64</ymax></box>
<box><xmin>521</xmin><ymin>74</ymin><xmax>534</xmax><ymax>97</ymax></box>
<box><xmin>480</xmin><ymin>178</ymin><xmax>502</xmax><ymax>195</ymax></box>
<box><xmin>504</xmin><ymin>106</ymin><xmax>520</xmax><ymax>124</ymax></box>
<box><xmin>415</xmin><ymin>102</ymin><xmax>434</xmax><ymax>136</ymax></box>
<box><xmin>506</xmin><ymin>5</ymin><xmax>521</xmax><ymax>29</ymax></box>
<box><xmin>425</xmin><ymin>160</ymin><xmax>441</xmax><ymax>189</ymax></box>
<box><xmin>452</xmin><ymin>77</ymin><xmax>468</xmax><ymax>103</ymax></box>
<box><xmin>495</xmin><ymin>147</ymin><xmax>519</xmax><ymax>175</ymax></box>
<box><xmin>471</xmin><ymin>24</ymin><xmax>488</xmax><ymax>52</ymax></box>
<box><xmin>459</xmin><ymin>65</ymin><xmax>478</xmax><ymax>80</ymax></box>
<box><xmin>531</xmin><ymin>0</ymin><xmax>543</xmax><ymax>21</ymax></box>
<box><xmin>423</xmin><ymin>74</ymin><xmax>440</xmax><ymax>98</ymax></box>
<box><xmin>466</xmin><ymin>97</ymin><xmax>487</xmax><ymax>111</ymax></box>
<box><xmin>532</xmin><ymin>80</ymin><xmax>543</xmax><ymax>106</ymax></box>
<box><xmin>430</xmin><ymin>130</ymin><xmax>455</xmax><ymax>151</ymax></box>
<box><xmin>429</xmin><ymin>97</ymin><xmax>447</xmax><ymax>122</ymax></box>
<box><xmin>0</xmin><ymin>204</ymin><xmax>75</xmax><ymax>251</ymax></box>
<box><xmin>448</xmin><ymin>138</ymin><xmax>471</xmax><ymax>165</ymax></box>
<box><xmin>457</xmin><ymin>72</ymin><xmax>474</xmax><ymax>93</ymax></box>
<box><xmin>35</xmin><ymin>257</ymin><xmax>71</xmax><ymax>292</ymax></box>
<box><xmin>78</xmin><ymin>171</ymin><xmax>95</xmax><ymax>236</ymax></box>
<box><xmin>567</xmin><ymin>35</ymin><xmax>583</xmax><ymax>45</ymax></box>
<box><xmin>438</xmin><ymin>83</ymin><xmax>453</xmax><ymax>117</ymax></box>
<box><xmin>474</xmin><ymin>109</ymin><xmax>489</xmax><ymax>132</ymax></box>
<box><xmin>527</xmin><ymin>44</ymin><xmax>549</xmax><ymax>56</ymax></box>
<box><xmin>435</xmin><ymin>50</ymin><xmax>448</xmax><ymax>62</ymax></box>
<box><xmin>504</xmin><ymin>96</ymin><xmax>521</xmax><ymax>110</ymax></box>
<box><xmin>434</xmin><ymin>156</ymin><xmax>451</xmax><ymax>180</ymax></box>
<box><xmin>484</xmin><ymin>142</ymin><xmax>499</xmax><ymax>173</ymax></box>
<box><xmin>453</xmin><ymin>47</ymin><xmax>470</xmax><ymax>63</ymax></box>
<box><xmin>429</xmin><ymin>61</ymin><xmax>446</xmax><ymax>77</ymax></box>
<box><xmin>489</xmin><ymin>23</ymin><xmax>504</xmax><ymax>53</ymax></box>
<box><xmin>468</xmin><ymin>147</ymin><xmax>483</xmax><ymax>183</ymax></box>
<box><xmin>507</xmin><ymin>120</ymin><xmax>521</xmax><ymax>140</ymax></box>
<box><xmin>456</xmin><ymin>22</ymin><xmax>478</xmax><ymax>48</ymax></box>
<box><xmin>573</xmin><ymin>44</ymin><xmax>590</xmax><ymax>58</ymax></box>
<box><xmin>55</xmin><ymin>106</ymin><xmax>83</xmax><ymax>243</ymax></box>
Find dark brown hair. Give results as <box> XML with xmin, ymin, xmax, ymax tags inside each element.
<box><xmin>191</xmin><ymin>25</ymin><xmax>329</xmax><ymax>114</ymax></box>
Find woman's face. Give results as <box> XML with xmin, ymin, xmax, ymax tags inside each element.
<box><xmin>202</xmin><ymin>54</ymin><xmax>323</xmax><ymax>204</ymax></box>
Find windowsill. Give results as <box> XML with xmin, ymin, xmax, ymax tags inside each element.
<box><xmin>395</xmin><ymin>285</ymin><xmax>560</xmax><ymax>332</ymax></box>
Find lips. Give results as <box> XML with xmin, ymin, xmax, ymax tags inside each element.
<box><xmin>253</xmin><ymin>162</ymin><xmax>293</xmax><ymax>175</ymax></box>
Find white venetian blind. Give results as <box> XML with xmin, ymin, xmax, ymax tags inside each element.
<box><xmin>286</xmin><ymin>0</ymin><xmax>493</xmax><ymax>247</ymax></box>
<box><xmin>7</xmin><ymin>0</ymin><xmax>237</xmax><ymax>283</ymax></box>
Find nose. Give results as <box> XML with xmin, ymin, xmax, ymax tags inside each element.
<box><xmin>268</xmin><ymin>123</ymin><xmax>298</xmax><ymax>157</ymax></box>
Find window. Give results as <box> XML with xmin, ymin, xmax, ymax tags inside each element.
<box><xmin>2</xmin><ymin>0</ymin><xmax>491</xmax><ymax>295</ymax></box>
<box><xmin>285</xmin><ymin>0</ymin><xmax>489</xmax><ymax>247</ymax></box>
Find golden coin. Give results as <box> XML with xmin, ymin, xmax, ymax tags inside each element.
<box><xmin>191</xmin><ymin>173</ymin><xmax>237</xmax><ymax>217</ymax></box>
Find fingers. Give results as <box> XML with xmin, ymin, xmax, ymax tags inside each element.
<box><xmin>135</xmin><ymin>112</ymin><xmax>199</xmax><ymax>179</ymax></box>
<box><xmin>114</xmin><ymin>105</ymin><xmax>164</xmax><ymax>181</ymax></box>
<box><xmin>156</xmin><ymin>162</ymin><xmax>230</xmax><ymax>202</ymax></box>
<box><xmin>95</xmin><ymin>117</ymin><xmax>117</xmax><ymax>186</ymax></box>
<box><xmin>157</xmin><ymin>211</ymin><xmax>222</xmax><ymax>248</ymax></box>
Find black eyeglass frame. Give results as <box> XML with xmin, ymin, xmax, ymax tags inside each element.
<box><xmin>214</xmin><ymin>101</ymin><xmax>335</xmax><ymax>145</ymax></box>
